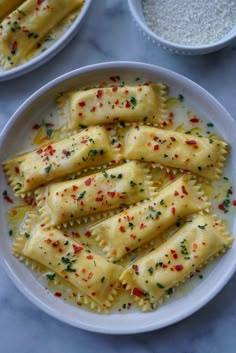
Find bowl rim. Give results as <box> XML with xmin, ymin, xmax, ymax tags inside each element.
<box><xmin>128</xmin><ymin>0</ymin><xmax>236</xmax><ymax>53</ymax></box>
<box><xmin>1</xmin><ymin>61</ymin><xmax>236</xmax><ymax>334</ymax></box>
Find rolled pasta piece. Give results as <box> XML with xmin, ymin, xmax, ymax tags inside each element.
<box><xmin>0</xmin><ymin>0</ymin><xmax>84</xmax><ymax>69</ymax></box>
<box><xmin>58</xmin><ymin>84</ymin><xmax>167</xmax><ymax>130</ymax></box>
<box><xmin>0</xmin><ymin>0</ymin><xmax>25</xmax><ymax>22</ymax></box>
<box><xmin>122</xmin><ymin>124</ymin><xmax>228</xmax><ymax>180</ymax></box>
<box><xmin>90</xmin><ymin>175</ymin><xmax>210</xmax><ymax>261</ymax></box>
<box><xmin>3</xmin><ymin>126</ymin><xmax>119</xmax><ymax>196</ymax></box>
<box><xmin>12</xmin><ymin>212</ymin><xmax>122</xmax><ymax>311</ymax></box>
<box><xmin>120</xmin><ymin>214</ymin><xmax>234</xmax><ymax>311</ymax></box>
<box><xmin>35</xmin><ymin>161</ymin><xmax>156</xmax><ymax>228</ymax></box>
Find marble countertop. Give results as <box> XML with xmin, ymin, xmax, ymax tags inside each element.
<box><xmin>0</xmin><ymin>1</ymin><xmax>236</xmax><ymax>352</ymax></box>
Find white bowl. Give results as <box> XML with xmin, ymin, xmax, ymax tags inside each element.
<box><xmin>0</xmin><ymin>0</ymin><xmax>92</xmax><ymax>82</ymax></box>
<box><xmin>0</xmin><ymin>62</ymin><xmax>236</xmax><ymax>334</ymax></box>
<box><xmin>128</xmin><ymin>0</ymin><xmax>236</xmax><ymax>55</ymax></box>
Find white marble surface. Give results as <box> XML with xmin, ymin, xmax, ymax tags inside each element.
<box><xmin>0</xmin><ymin>0</ymin><xmax>236</xmax><ymax>351</ymax></box>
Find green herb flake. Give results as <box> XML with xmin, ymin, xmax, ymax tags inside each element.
<box><xmin>46</xmin><ymin>273</ymin><xmax>56</xmax><ymax>281</ymax></box>
<box><xmin>44</xmin><ymin>164</ymin><xmax>52</xmax><ymax>173</ymax></box>
<box><xmin>157</xmin><ymin>282</ymin><xmax>165</xmax><ymax>289</ymax></box>
<box><xmin>130</xmin><ymin>180</ymin><xmax>137</xmax><ymax>187</ymax></box>
<box><xmin>198</xmin><ymin>224</ymin><xmax>207</xmax><ymax>230</ymax></box>
<box><xmin>148</xmin><ymin>267</ymin><xmax>153</xmax><ymax>275</ymax></box>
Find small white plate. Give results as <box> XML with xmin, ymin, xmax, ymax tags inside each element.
<box><xmin>0</xmin><ymin>0</ymin><xmax>92</xmax><ymax>82</ymax></box>
<box><xmin>0</xmin><ymin>62</ymin><xmax>236</xmax><ymax>334</ymax></box>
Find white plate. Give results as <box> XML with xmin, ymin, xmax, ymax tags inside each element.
<box><xmin>0</xmin><ymin>62</ymin><xmax>236</xmax><ymax>334</ymax></box>
<box><xmin>0</xmin><ymin>0</ymin><xmax>92</xmax><ymax>82</ymax></box>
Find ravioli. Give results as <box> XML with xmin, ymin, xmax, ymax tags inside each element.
<box><xmin>12</xmin><ymin>212</ymin><xmax>122</xmax><ymax>311</ymax></box>
<box><xmin>58</xmin><ymin>84</ymin><xmax>167</xmax><ymax>130</ymax></box>
<box><xmin>0</xmin><ymin>0</ymin><xmax>25</xmax><ymax>22</ymax></box>
<box><xmin>0</xmin><ymin>0</ymin><xmax>84</xmax><ymax>69</ymax></box>
<box><xmin>3</xmin><ymin>126</ymin><xmax>119</xmax><ymax>195</ymax></box>
<box><xmin>120</xmin><ymin>214</ymin><xmax>233</xmax><ymax>311</ymax></box>
<box><xmin>122</xmin><ymin>125</ymin><xmax>228</xmax><ymax>180</ymax></box>
<box><xmin>35</xmin><ymin>161</ymin><xmax>156</xmax><ymax>228</ymax></box>
<box><xmin>90</xmin><ymin>175</ymin><xmax>210</xmax><ymax>261</ymax></box>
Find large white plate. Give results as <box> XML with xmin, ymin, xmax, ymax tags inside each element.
<box><xmin>0</xmin><ymin>62</ymin><xmax>236</xmax><ymax>334</ymax></box>
<box><xmin>0</xmin><ymin>0</ymin><xmax>92</xmax><ymax>82</ymax></box>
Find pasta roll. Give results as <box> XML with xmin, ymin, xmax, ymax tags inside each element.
<box><xmin>3</xmin><ymin>126</ymin><xmax>119</xmax><ymax>196</ymax></box>
<box><xmin>0</xmin><ymin>0</ymin><xmax>84</xmax><ymax>69</ymax></box>
<box><xmin>35</xmin><ymin>161</ymin><xmax>156</xmax><ymax>228</ymax></box>
<box><xmin>120</xmin><ymin>214</ymin><xmax>234</xmax><ymax>311</ymax></box>
<box><xmin>0</xmin><ymin>0</ymin><xmax>25</xmax><ymax>22</ymax></box>
<box><xmin>122</xmin><ymin>124</ymin><xmax>228</xmax><ymax>180</ymax></box>
<box><xmin>90</xmin><ymin>175</ymin><xmax>210</xmax><ymax>261</ymax></box>
<box><xmin>58</xmin><ymin>84</ymin><xmax>167</xmax><ymax>129</ymax></box>
<box><xmin>12</xmin><ymin>212</ymin><xmax>122</xmax><ymax>311</ymax></box>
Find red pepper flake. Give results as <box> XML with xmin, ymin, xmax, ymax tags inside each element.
<box><xmin>140</xmin><ymin>223</ymin><xmax>146</xmax><ymax>229</ymax></box>
<box><xmin>125</xmin><ymin>247</ymin><xmax>130</xmax><ymax>252</ymax></box>
<box><xmin>38</xmin><ymin>0</ymin><xmax>45</xmax><ymax>4</ymax></box>
<box><xmin>91</xmin><ymin>106</ymin><xmax>96</xmax><ymax>112</ymax></box>
<box><xmin>112</xmin><ymin>86</ymin><xmax>118</xmax><ymax>92</ymax></box>
<box><xmin>125</xmin><ymin>101</ymin><xmax>131</xmax><ymax>108</ymax></box>
<box><xmin>91</xmin><ymin>292</ymin><xmax>96</xmax><ymax>296</ymax></box>
<box><xmin>85</xmin><ymin>231</ymin><xmax>91</xmax><ymax>237</ymax></box>
<box><xmin>32</xmin><ymin>123</ymin><xmax>40</xmax><ymax>130</ymax></box>
<box><xmin>11</xmin><ymin>40</ymin><xmax>18</xmax><ymax>53</ymax></box>
<box><xmin>218</xmin><ymin>204</ymin><xmax>225</xmax><ymax>211</ymax></box>
<box><xmin>175</xmin><ymin>264</ymin><xmax>184</xmax><ymax>272</ymax></box>
<box><xmin>79</xmin><ymin>101</ymin><xmax>86</xmax><ymax>107</ymax></box>
<box><xmin>54</xmin><ymin>292</ymin><xmax>62</xmax><ymax>297</ymax></box>
<box><xmin>14</xmin><ymin>166</ymin><xmax>20</xmax><ymax>174</ymax></box>
<box><xmin>73</xmin><ymin>244</ymin><xmax>83</xmax><ymax>254</ymax></box>
<box><xmin>173</xmin><ymin>253</ymin><xmax>178</xmax><ymax>259</ymax></box>
<box><xmin>96</xmin><ymin>89</ymin><xmax>103</xmax><ymax>98</ymax></box>
<box><xmin>88</xmin><ymin>272</ymin><xmax>93</xmax><ymax>280</ymax></box>
<box><xmin>169</xmin><ymin>112</ymin><xmax>174</xmax><ymax>118</ymax></box>
<box><xmin>170</xmin><ymin>136</ymin><xmax>176</xmax><ymax>142</ymax></box>
<box><xmin>2</xmin><ymin>191</ymin><xmax>13</xmax><ymax>204</ymax></box>
<box><xmin>171</xmin><ymin>207</ymin><xmax>176</xmax><ymax>216</ymax></box>
<box><xmin>132</xmin><ymin>288</ymin><xmax>144</xmax><ymax>298</ymax></box>
<box><xmin>84</xmin><ymin>178</ymin><xmax>92</xmax><ymax>186</ymax></box>
<box><xmin>72</xmin><ymin>185</ymin><xmax>78</xmax><ymax>191</ymax></box>
<box><xmin>109</xmin><ymin>76</ymin><xmax>116</xmax><ymax>82</ymax></box>
<box><xmin>107</xmin><ymin>191</ymin><xmax>116</xmax><ymax>198</ymax></box>
<box><xmin>44</xmin><ymin>145</ymin><xmax>56</xmax><ymax>156</ymax></box>
<box><xmin>174</xmin><ymin>191</ymin><xmax>179</xmax><ymax>196</ymax></box>
<box><xmin>181</xmin><ymin>185</ymin><xmax>188</xmax><ymax>195</ymax></box>
<box><xmin>114</xmin><ymin>99</ymin><xmax>119</xmax><ymax>105</ymax></box>
<box><xmin>119</xmin><ymin>226</ymin><xmax>125</xmax><ymax>232</ymax></box>
<box><xmin>232</xmin><ymin>200</ymin><xmax>236</xmax><ymax>206</ymax></box>
<box><xmin>52</xmin><ymin>240</ymin><xmax>59</xmax><ymax>247</ymax></box>
<box><xmin>36</xmin><ymin>148</ymin><xmax>43</xmax><ymax>154</ymax></box>
<box><xmin>185</xmin><ymin>140</ymin><xmax>197</xmax><ymax>145</ymax></box>
<box><xmin>86</xmin><ymin>255</ymin><xmax>93</xmax><ymax>260</ymax></box>
<box><xmin>154</xmin><ymin>144</ymin><xmax>159</xmax><ymax>151</ymax></box>
<box><xmin>189</xmin><ymin>117</ymin><xmax>200</xmax><ymax>123</ymax></box>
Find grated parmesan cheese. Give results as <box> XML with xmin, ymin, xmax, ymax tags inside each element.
<box><xmin>142</xmin><ymin>0</ymin><xmax>236</xmax><ymax>46</ymax></box>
